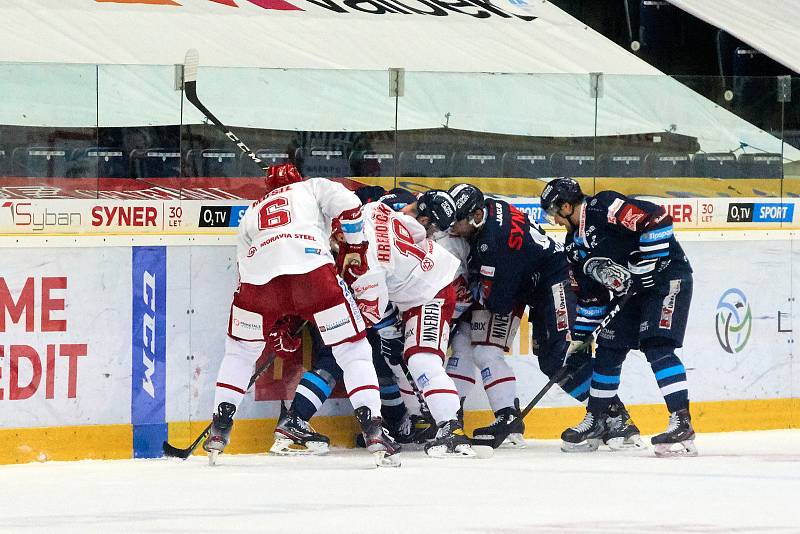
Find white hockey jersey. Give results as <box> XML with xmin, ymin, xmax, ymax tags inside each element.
<box><xmin>351</xmin><ymin>201</ymin><xmax>460</xmax><ymax>321</ymax></box>
<box><xmin>236</xmin><ymin>178</ymin><xmax>363</xmax><ymax>285</ymax></box>
<box><xmin>432</xmin><ymin>229</ymin><xmax>473</xmax><ymax>319</ymax></box>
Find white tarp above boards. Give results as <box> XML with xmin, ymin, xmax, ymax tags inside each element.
<box><xmin>0</xmin><ymin>0</ymin><xmax>795</xmax><ymax>158</ymax></box>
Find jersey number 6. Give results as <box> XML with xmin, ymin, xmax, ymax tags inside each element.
<box><xmin>258</xmin><ymin>197</ymin><xmax>292</xmax><ymax>230</ymax></box>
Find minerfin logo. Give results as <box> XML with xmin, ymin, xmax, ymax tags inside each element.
<box><xmin>715</xmin><ymin>288</ymin><xmax>752</xmax><ymax>353</ymax></box>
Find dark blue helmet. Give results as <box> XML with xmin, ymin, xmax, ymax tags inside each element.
<box><xmin>417</xmin><ymin>189</ymin><xmax>456</xmax><ymax>231</ymax></box>
<box><xmin>447</xmin><ymin>183</ymin><xmax>484</xmax><ymax>220</ymax></box>
<box><xmin>540</xmin><ymin>178</ymin><xmax>584</xmax><ymax>215</ymax></box>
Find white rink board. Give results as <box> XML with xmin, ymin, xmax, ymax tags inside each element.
<box><xmin>1</xmin><ymin>236</ymin><xmax>799</xmax><ymax>429</ymax></box>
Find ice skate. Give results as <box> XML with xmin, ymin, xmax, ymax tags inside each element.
<box><xmin>603</xmin><ymin>403</ymin><xmax>647</xmax><ymax>451</ymax></box>
<box><xmin>471</xmin><ymin>401</ymin><xmax>526</xmax><ymax>449</ymax></box>
<box><xmin>270</xmin><ymin>403</ymin><xmax>330</xmax><ymax>456</ymax></box>
<box><xmin>652</xmin><ymin>408</ymin><xmax>698</xmax><ymax>457</ymax></box>
<box><xmin>561</xmin><ymin>409</ymin><xmax>606</xmax><ymax>453</ymax></box>
<box><xmin>355</xmin><ymin>406</ymin><xmax>402</xmax><ymax>467</ymax></box>
<box><xmin>203</xmin><ymin>402</ymin><xmax>236</xmax><ymax>466</ymax></box>
<box><xmin>408</xmin><ymin>413</ymin><xmax>438</xmax><ymax>444</ymax></box>
<box><xmin>424</xmin><ymin>419</ymin><xmax>477</xmax><ymax>458</ymax></box>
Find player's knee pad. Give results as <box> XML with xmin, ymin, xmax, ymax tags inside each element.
<box><xmin>449</xmin><ymin>321</ymin><xmax>472</xmax><ymax>356</ymax></box>
<box><xmin>312</xmin><ymin>349</ymin><xmax>343</xmax><ymax>383</ymax></box>
<box><xmin>471</xmin><ymin>343</ymin><xmax>506</xmax><ymax>369</ymax></box>
<box><xmin>313</xmin><ymin>299</ymin><xmax>365</xmax><ymax>346</ymax></box>
<box><xmin>594</xmin><ymin>345</ymin><xmax>628</xmax><ymax>369</ymax></box>
<box><xmin>403</xmin><ymin>299</ymin><xmax>451</xmax><ymax>361</ymax></box>
<box><xmin>224</xmin><ymin>335</ymin><xmax>265</xmax><ymax>365</ymax></box>
<box><xmin>407</xmin><ymin>352</ymin><xmax>448</xmax><ymax>385</ymax></box>
<box><xmin>331</xmin><ymin>336</ymin><xmax>372</xmax><ymax>368</ymax></box>
<box><xmin>641</xmin><ymin>338</ymin><xmax>678</xmax><ymax>364</ymax></box>
<box><xmin>470</xmin><ymin>308</ymin><xmax>521</xmax><ymax>351</ymax></box>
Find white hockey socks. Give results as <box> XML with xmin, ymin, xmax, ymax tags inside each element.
<box><xmin>213</xmin><ymin>336</ymin><xmax>265</xmax><ymax>409</ymax></box>
<box><xmin>472</xmin><ymin>345</ymin><xmax>517</xmax><ymax>412</ymax></box>
<box><xmin>407</xmin><ymin>352</ymin><xmax>460</xmax><ymax>424</ymax></box>
<box><xmin>332</xmin><ymin>337</ymin><xmax>382</xmax><ymax>416</ymax></box>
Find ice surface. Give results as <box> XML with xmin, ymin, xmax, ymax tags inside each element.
<box><xmin>2</xmin><ymin>430</ymin><xmax>799</xmax><ymax>534</ymax></box>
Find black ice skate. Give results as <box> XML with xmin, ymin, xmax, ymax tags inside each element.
<box><xmin>652</xmin><ymin>408</ymin><xmax>698</xmax><ymax>457</ymax></box>
<box><xmin>270</xmin><ymin>403</ymin><xmax>330</xmax><ymax>456</ymax></box>
<box><xmin>471</xmin><ymin>401</ymin><xmax>526</xmax><ymax>449</ymax></box>
<box><xmin>424</xmin><ymin>419</ymin><xmax>476</xmax><ymax>458</ymax></box>
<box><xmin>355</xmin><ymin>406</ymin><xmax>402</xmax><ymax>467</ymax></box>
<box><xmin>561</xmin><ymin>409</ymin><xmax>606</xmax><ymax>453</ymax></box>
<box><xmin>603</xmin><ymin>403</ymin><xmax>647</xmax><ymax>451</ymax></box>
<box><xmin>404</xmin><ymin>413</ymin><xmax>437</xmax><ymax>444</ymax></box>
<box><xmin>203</xmin><ymin>402</ymin><xmax>236</xmax><ymax>465</ymax></box>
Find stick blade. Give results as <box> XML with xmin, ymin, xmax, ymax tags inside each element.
<box><xmin>163</xmin><ymin>440</ymin><xmax>193</xmax><ymax>460</ymax></box>
<box><xmin>184</xmin><ymin>48</ymin><xmax>199</xmax><ymax>84</ymax></box>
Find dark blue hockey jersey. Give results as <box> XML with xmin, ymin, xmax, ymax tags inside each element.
<box><xmin>470</xmin><ymin>198</ymin><xmax>567</xmax><ymax>315</ymax></box>
<box><xmin>566</xmin><ymin>191</ymin><xmax>692</xmax><ymax>340</ymax></box>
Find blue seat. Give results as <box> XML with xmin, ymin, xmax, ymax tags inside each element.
<box><xmin>298</xmin><ymin>147</ymin><xmax>351</xmax><ymax>178</ymax></box>
<box><xmin>12</xmin><ymin>146</ymin><xmax>68</xmax><ymax>177</ymax></box>
<box><xmin>71</xmin><ymin>147</ymin><xmax>128</xmax><ymax>178</ymax></box>
<box><xmin>350</xmin><ymin>151</ymin><xmax>395</xmax><ymax>177</ymax></box>
<box><xmin>738</xmin><ymin>153</ymin><xmax>783</xmax><ymax>178</ymax></box>
<box><xmin>638</xmin><ymin>0</ymin><xmax>678</xmax><ymax>52</ymax></box>
<box><xmin>501</xmin><ymin>151</ymin><xmax>551</xmax><ymax>178</ymax></box>
<box><xmin>130</xmin><ymin>148</ymin><xmax>181</xmax><ymax>178</ymax></box>
<box><xmin>692</xmin><ymin>152</ymin><xmax>739</xmax><ymax>178</ymax></box>
<box><xmin>186</xmin><ymin>148</ymin><xmax>239</xmax><ymax>177</ymax></box>
<box><xmin>645</xmin><ymin>153</ymin><xmax>691</xmax><ymax>177</ymax></box>
<box><xmin>451</xmin><ymin>151</ymin><xmax>500</xmax><ymax>177</ymax></box>
<box><xmin>551</xmin><ymin>152</ymin><xmax>596</xmax><ymax>177</ymax></box>
<box><xmin>598</xmin><ymin>153</ymin><xmax>645</xmax><ymax>177</ymax></box>
<box><xmin>399</xmin><ymin>150</ymin><xmax>450</xmax><ymax>177</ymax></box>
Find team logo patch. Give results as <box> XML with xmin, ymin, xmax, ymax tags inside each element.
<box><xmin>480</xmin><ymin>265</ymin><xmax>495</xmax><ymax>277</ymax></box>
<box><xmin>446</xmin><ymin>357</ymin><xmax>459</xmax><ymax>370</ymax></box>
<box><xmin>417</xmin><ymin>373</ymin><xmax>430</xmax><ymax>387</ymax></box>
<box><xmin>480</xmin><ymin>367</ymin><xmax>492</xmax><ymax>380</ymax></box>
<box><xmin>619</xmin><ymin>205</ymin><xmax>646</xmax><ymax>232</ymax></box>
<box><xmin>247</xmin><ymin>247</ymin><xmax>257</xmax><ymax>258</ymax></box>
<box><xmin>421</xmin><ymin>258</ymin><xmax>435</xmax><ymax>272</ymax></box>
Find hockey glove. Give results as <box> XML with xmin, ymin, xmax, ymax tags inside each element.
<box><xmin>628</xmin><ymin>250</ymin><xmax>657</xmax><ymax>293</ymax></box>
<box><xmin>268</xmin><ymin>317</ymin><xmax>303</xmax><ymax>357</ymax></box>
<box><xmin>336</xmin><ymin>241</ymin><xmax>369</xmax><ymax>283</ymax></box>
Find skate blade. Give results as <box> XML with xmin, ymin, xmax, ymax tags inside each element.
<box><xmin>499</xmin><ymin>433</ymin><xmax>527</xmax><ymax>449</ymax></box>
<box><xmin>654</xmin><ymin>441</ymin><xmax>698</xmax><ymax>458</ymax></box>
<box><xmin>207</xmin><ymin>450</ymin><xmax>220</xmax><ymax>466</ymax></box>
<box><xmin>560</xmin><ymin>438</ymin><xmax>601</xmax><ymax>453</ymax></box>
<box><xmin>270</xmin><ymin>438</ymin><xmax>329</xmax><ymax>456</ymax></box>
<box><xmin>425</xmin><ymin>444</ymin><xmax>478</xmax><ymax>458</ymax></box>
<box><xmin>373</xmin><ymin>451</ymin><xmax>402</xmax><ymax>467</ymax></box>
<box><xmin>606</xmin><ymin>435</ymin><xmax>649</xmax><ymax>452</ymax></box>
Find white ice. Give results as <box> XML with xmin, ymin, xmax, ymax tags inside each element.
<box><xmin>2</xmin><ymin>430</ymin><xmax>799</xmax><ymax>534</ymax></box>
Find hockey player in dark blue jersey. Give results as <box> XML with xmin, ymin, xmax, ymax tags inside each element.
<box><xmin>541</xmin><ymin>178</ymin><xmax>697</xmax><ymax>457</ymax></box>
<box><xmin>448</xmin><ymin>183</ymin><xmax>596</xmax><ymax>449</ymax></box>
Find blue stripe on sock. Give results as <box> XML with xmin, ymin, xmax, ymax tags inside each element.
<box><xmin>380</xmin><ymin>383</ymin><xmax>400</xmax><ymax>395</ymax></box>
<box><xmin>592</xmin><ymin>372</ymin><xmax>620</xmax><ymax>385</ymax></box>
<box><xmin>569</xmin><ymin>379</ymin><xmax>591</xmax><ymax>398</ymax></box>
<box><xmin>304</xmin><ymin>371</ymin><xmax>332</xmax><ymax>397</ymax></box>
<box><xmin>642</xmin><ymin>251</ymin><xmax>670</xmax><ymax>259</ymax></box>
<box><xmin>574</xmin><ymin>324</ymin><xmax>595</xmax><ymax>331</ymax></box>
<box><xmin>654</xmin><ymin>365</ymin><xmax>685</xmax><ymax>381</ymax></box>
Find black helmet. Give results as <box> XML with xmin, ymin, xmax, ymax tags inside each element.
<box><xmin>448</xmin><ymin>183</ymin><xmax>484</xmax><ymax>220</ymax></box>
<box><xmin>379</xmin><ymin>187</ymin><xmax>417</xmax><ymax>211</ymax></box>
<box><xmin>540</xmin><ymin>178</ymin><xmax>584</xmax><ymax>215</ymax></box>
<box><xmin>417</xmin><ymin>189</ymin><xmax>456</xmax><ymax>231</ymax></box>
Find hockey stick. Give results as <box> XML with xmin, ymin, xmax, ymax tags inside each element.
<box><xmin>163</xmin><ymin>321</ymin><xmax>308</xmax><ymax>459</ymax></box>
<box><xmin>519</xmin><ymin>292</ymin><xmax>632</xmax><ymax>419</ymax></box>
<box><xmin>183</xmin><ymin>49</ymin><xmax>271</xmax><ymax>175</ymax></box>
<box><xmin>398</xmin><ymin>359</ymin><xmax>435</xmax><ymax>424</ymax></box>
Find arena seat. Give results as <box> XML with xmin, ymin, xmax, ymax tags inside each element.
<box><xmin>12</xmin><ymin>146</ymin><xmax>68</xmax><ymax>177</ymax></box>
<box><xmin>501</xmin><ymin>151</ymin><xmax>551</xmax><ymax>178</ymax></box>
<box><xmin>130</xmin><ymin>148</ymin><xmax>181</xmax><ymax>178</ymax></box>
<box><xmin>0</xmin><ymin>147</ymin><xmax>9</xmax><ymax>176</ymax></box>
<box><xmin>597</xmin><ymin>153</ymin><xmax>645</xmax><ymax>177</ymax></box>
<box><xmin>692</xmin><ymin>152</ymin><xmax>739</xmax><ymax>178</ymax></box>
<box><xmin>71</xmin><ymin>147</ymin><xmax>128</xmax><ymax>178</ymax></box>
<box><xmin>638</xmin><ymin>0</ymin><xmax>679</xmax><ymax>63</ymax></box>
<box><xmin>451</xmin><ymin>151</ymin><xmax>500</xmax><ymax>177</ymax></box>
<box><xmin>398</xmin><ymin>150</ymin><xmax>450</xmax><ymax>177</ymax></box>
<box><xmin>738</xmin><ymin>153</ymin><xmax>783</xmax><ymax>178</ymax></box>
<box><xmin>644</xmin><ymin>153</ymin><xmax>691</xmax><ymax>177</ymax></box>
<box><xmin>186</xmin><ymin>148</ymin><xmax>239</xmax><ymax>177</ymax></box>
<box><xmin>350</xmin><ymin>150</ymin><xmax>395</xmax><ymax>177</ymax></box>
<box><xmin>550</xmin><ymin>152</ymin><xmax>596</xmax><ymax>177</ymax></box>
<box><xmin>298</xmin><ymin>146</ymin><xmax>351</xmax><ymax>177</ymax></box>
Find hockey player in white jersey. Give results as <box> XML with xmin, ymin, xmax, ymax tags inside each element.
<box><xmin>203</xmin><ymin>163</ymin><xmax>400</xmax><ymax>467</ymax></box>
<box><xmin>347</xmin><ymin>193</ymin><xmax>477</xmax><ymax>457</ymax></box>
